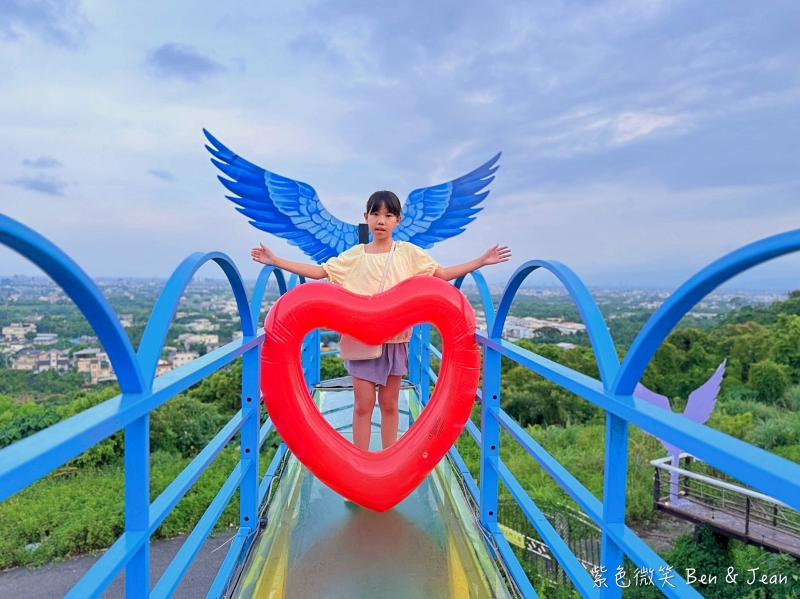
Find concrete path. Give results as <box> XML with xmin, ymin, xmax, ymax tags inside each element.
<box><xmin>0</xmin><ymin>530</ymin><xmax>238</xmax><ymax>599</ymax></box>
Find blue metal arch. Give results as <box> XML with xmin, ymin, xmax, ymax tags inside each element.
<box><xmin>287</xmin><ymin>273</ymin><xmax>307</xmax><ymax>290</ymax></box>
<box><xmin>136</xmin><ymin>252</ymin><xmax>255</xmax><ymax>386</ymax></box>
<box><xmin>491</xmin><ymin>260</ymin><xmax>620</xmax><ymax>389</ymax></box>
<box><xmin>613</xmin><ymin>228</ymin><xmax>800</xmax><ymax>395</ymax></box>
<box><xmin>454</xmin><ymin>269</ymin><xmax>496</xmax><ymax>334</ymax></box>
<box><xmin>249</xmin><ymin>265</ymin><xmax>288</xmax><ymax>329</ymax></box>
<box><xmin>0</xmin><ymin>214</ymin><xmax>146</xmax><ymax>393</ymax></box>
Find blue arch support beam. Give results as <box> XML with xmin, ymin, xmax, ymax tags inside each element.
<box><xmin>0</xmin><ymin>214</ymin><xmax>294</xmax><ymax>599</ymax></box>
<box><xmin>491</xmin><ymin>260</ymin><xmax>620</xmax><ymax>388</ymax></box>
<box><xmin>454</xmin><ymin>269</ymin><xmax>496</xmax><ymax>334</ymax></box>
<box><xmin>486</xmin><ymin>260</ymin><xmax>627</xmax><ymax>598</ymax></box>
<box><xmin>614</xmin><ymin>229</ymin><xmax>800</xmax><ymax>395</ymax></box>
<box><xmin>137</xmin><ymin>251</ymin><xmax>255</xmax><ymax>384</ymax></box>
<box><xmin>0</xmin><ymin>214</ymin><xmax>146</xmax><ymax>393</ymax></box>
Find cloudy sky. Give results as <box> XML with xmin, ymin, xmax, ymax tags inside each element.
<box><xmin>1</xmin><ymin>0</ymin><xmax>799</xmax><ymax>289</ymax></box>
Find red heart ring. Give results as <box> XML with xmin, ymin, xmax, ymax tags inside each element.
<box><xmin>261</xmin><ymin>276</ymin><xmax>480</xmax><ymax>512</ymax></box>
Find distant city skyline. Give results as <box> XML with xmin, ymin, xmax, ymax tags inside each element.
<box><xmin>1</xmin><ymin>2</ymin><xmax>799</xmax><ymax>289</ymax></box>
<box><xmin>1</xmin><ymin>272</ymin><xmax>794</xmax><ymax>297</ymax></box>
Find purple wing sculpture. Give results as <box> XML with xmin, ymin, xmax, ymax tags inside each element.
<box><xmin>633</xmin><ymin>359</ymin><xmax>726</xmax><ymax>504</ymax></box>
<box><xmin>683</xmin><ymin>360</ymin><xmax>726</xmax><ymax>424</ymax></box>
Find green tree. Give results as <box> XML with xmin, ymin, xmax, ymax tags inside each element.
<box><xmin>770</xmin><ymin>314</ymin><xmax>800</xmax><ymax>382</ymax></box>
<box><xmin>187</xmin><ymin>359</ymin><xmax>242</xmax><ymax>416</ymax></box>
<box><xmin>125</xmin><ymin>324</ymin><xmax>146</xmax><ymax>351</ymax></box>
<box><xmin>661</xmin><ymin>526</ymin><xmax>739</xmax><ymax>599</ymax></box>
<box><xmin>747</xmin><ymin>360</ymin><xmax>790</xmax><ymax>404</ymax></box>
<box><xmin>321</xmin><ymin>355</ymin><xmax>347</xmax><ymax>380</ymax></box>
<box><xmin>150</xmin><ymin>395</ymin><xmax>227</xmax><ymax>457</ymax></box>
<box><xmin>716</xmin><ymin>322</ymin><xmax>771</xmax><ymax>385</ymax></box>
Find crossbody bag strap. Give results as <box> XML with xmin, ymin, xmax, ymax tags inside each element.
<box><xmin>377</xmin><ymin>241</ymin><xmax>396</xmax><ymax>293</ymax></box>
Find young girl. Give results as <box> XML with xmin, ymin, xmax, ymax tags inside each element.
<box><xmin>250</xmin><ymin>190</ymin><xmax>511</xmax><ymax>452</ymax></box>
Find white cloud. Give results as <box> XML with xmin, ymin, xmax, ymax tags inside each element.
<box><xmin>611</xmin><ymin>112</ymin><xmax>683</xmax><ymax>144</ymax></box>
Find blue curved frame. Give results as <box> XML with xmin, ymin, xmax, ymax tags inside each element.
<box><xmin>0</xmin><ymin>215</ymin><xmax>146</xmax><ymax>393</ymax></box>
<box><xmin>421</xmin><ymin>230</ymin><xmax>800</xmax><ymax>599</ymax></box>
<box><xmin>492</xmin><ymin>260</ymin><xmax>619</xmax><ymax>387</ymax></box>
<box><xmin>3</xmin><ymin>212</ymin><xmax>800</xmax><ymax>599</ymax></box>
<box><xmin>0</xmin><ymin>214</ymin><xmax>303</xmax><ymax>599</ymax></box>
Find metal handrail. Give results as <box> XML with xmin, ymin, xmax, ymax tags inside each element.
<box><xmin>650</xmin><ymin>454</ymin><xmax>792</xmax><ymax>507</ymax></box>
<box><xmin>652</xmin><ymin>454</ymin><xmax>800</xmax><ymax>540</ymax></box>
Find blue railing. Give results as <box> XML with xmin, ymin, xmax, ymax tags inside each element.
<box><xmin>0</xmin><ymin>214</ymin><xmax>310</xmax><ymax>599</ymax></box>
<box><xmin>407</xmin><ymin>233</ymin><xmax>800</xmax><ymax>599</ymax></box>
<box><xmin>3</xmin><ymin>211</ymin><xmax>800</xmax><ymax>599</ymax></box>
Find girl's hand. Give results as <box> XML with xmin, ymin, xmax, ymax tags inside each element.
<box><xmin>251</xmin><ymin>243</ymin><xmax>277</xmax><ymax>265</ymax></box>
<box><xmin>480</xmin><ymin>244</ymin><xmax>511</xmax><ymax>266</ymax></box>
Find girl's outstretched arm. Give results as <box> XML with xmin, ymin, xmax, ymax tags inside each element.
<box><xmin>433</xmin><ymin>245</ymin><xmax>512</xmax><ymax>281</ymax></box>
<box><xmin>251</xmin><ymin>243</ymin><xmax>327</xmax><ymax>280</ymax></box>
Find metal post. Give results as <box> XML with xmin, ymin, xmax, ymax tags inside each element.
<box><xmin>773</xmin><ymin>504</ymin><xmax>778</xmax><ymax>527</ymax></box>
<box><xmin>125</xmin><ymin>414</ymin><xmax>150</xmax><ymax>598</ymax></box>
<box><xmin>654</xmin><ymin>467</ymin><xmax>661</xmax><ymax>507</ymax></box>
<box><xmin>684</xmin><ymin>465</ymin><xmax>690</xmax><ymax>498</ymax></box>
<box><xmin>307</xmin><ymin>329</ymin><xmax>321</xmax><ymax>387</ymax></box>
<box><xmin>600</xmin><ymin>413</ymin><xmax>629</xmax><ymax>599</ymax></box>
<box><xmin>300</xmin><ymin>329</ymin><xmax>320</xmax><ymax>388</ymax></box>
<box><xmin>421</xmin><ymin>324</ymin><xmax>431</xmax><ymax>406</ymax></box>
<box><xmin>409</xmin><ymin>325</ymin><xmax>420</xmax><ymax>387</ymax></box>
<box><xmin>745</xmin><ymin>497</ymin><xmax>751</xmax><ymax>536</ymax></box>
<box><xmin>240</xmin><ymin>346</ymin><xmax>260</xmax><ymax>533</ymax></box>
<box><xmin>479</xmin><ymin>345</ymin><xmax>500</xmax><ymax>531</ymax></box>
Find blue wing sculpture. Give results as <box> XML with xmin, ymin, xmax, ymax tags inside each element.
<box><xmin>204</xmin><ymin>129</ymin><xmax>500</xmax><ymax>263</ymax></box>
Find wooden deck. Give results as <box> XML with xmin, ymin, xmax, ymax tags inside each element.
<box><xmin>652</xmin><ymin>457</ymin><xmax>800</xmax><ymax>559</ymax></box>
<box><xmin>656</xmin><ymin>496</ymin><xmax>800</xmax><ymax>558</ymax></box>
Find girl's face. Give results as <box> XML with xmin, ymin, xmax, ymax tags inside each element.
<box><xmin>364</xmin><ymin>203</ymin><xmax>401</xmax><ymax>241</ymax></box>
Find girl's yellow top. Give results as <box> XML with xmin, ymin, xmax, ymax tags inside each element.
<box><xmin>322</xmin><ymin>241</ymin><xmax>439</xmax><ymax>343</ymax></box>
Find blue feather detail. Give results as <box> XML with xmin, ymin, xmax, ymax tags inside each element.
<box><xmin>204</xmin><ymin>129</ymin><xmax>358</xmax><ymax>264</ymax></box>
<box><xmin>205</xmin><ymin>128</ymin><xmax>500</xmax><ymax>262</ymax></box>
<box><xmin>394</xmin><ymin>152</ymin><xmax>500</xmax><ymax>247</ymax></box>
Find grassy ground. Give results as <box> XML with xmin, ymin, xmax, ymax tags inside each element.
<box><xmin>0</xmin><ymin>442</ymin><xmax>279</xmax><ymax>570</ymax></box>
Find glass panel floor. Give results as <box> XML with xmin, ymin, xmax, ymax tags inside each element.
<box><xmin>230</xmin><ymin>387</ymin><xmax>513</xmax><ymax>599</ymax></box>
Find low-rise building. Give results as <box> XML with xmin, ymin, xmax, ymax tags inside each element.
<box><xmin>74</xmin><ymin>348</ymin><xmax>114</xmax><ymax>385</ymax></box>
<box><xmin>501</xmin><ymin>316</ymin><xmax>587</xmax><ymax>339</ymax></box>
<box><xmin>185</xmin><ymin>318</ymin><xmax>219</xmax><ymax>332</ymax></box>
<box><xmin>11</xmin><ymin>348</ymin><xmax>40</xmax><ymax>371</ymax></box>
<box><xmin>69</xmin><ymin>334</ymin><xmax>99</xmax><ymax>344</ymax></box>
<box><xmin>205</xmin><ymin>341</ymin><xmax>224</xmax><ymax>353</ymax></box>
<box><xmin>155</xmin><ymin>360</ymin><xmax>173</xmax><ymax>377</ymax></box>
<box><xmin>177</xmin><ymin>333</ymin><xmax>219</xmax><ymax>349</ymax></box>
<box><xmin>216</xmin><ymin>300</ymin><xmax>240</xmax><ymax>315</ymax></box>
<box><xmin>10</xmin><ymin>348</ymin><xmax>70</xmax><ymax>372</ymax></box>
<box><xmin>171</xmin><ymin>351</ymin><xmax>200</xmax><ymax>368</ymax></box>
<box><xmin>33</xmin><ymin>333</ymin><xmax>58</xmax><ymax>345</ymax></box>
<box><xmin>36</xmin><ymin>348</ymin><xmax>70</xmax><ymax>372</ymax></box>
<box><xmin>503</xmin><ymin>325</ymin><xmax>536</xmax><ymax>340</ymax></box>
<box><xmin>2</xmin><ymin>322</ymin><xmax>36</xmax><ymax>341</ymax></box>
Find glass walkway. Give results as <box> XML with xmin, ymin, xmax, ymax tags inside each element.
<box><xmin>228</xmin><ymin>384</ymin><xmax>514</xmax><ymax>599</ymax></box>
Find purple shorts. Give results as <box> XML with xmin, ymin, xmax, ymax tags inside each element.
<box><xmin>344</xmin><ymin>342</ymin><xmax>409</xmax><ymax>386</ymax></box>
